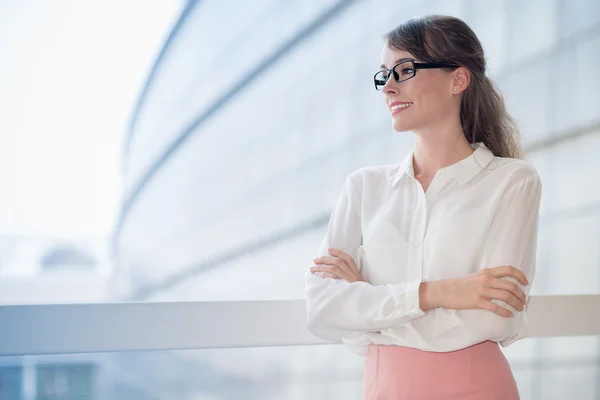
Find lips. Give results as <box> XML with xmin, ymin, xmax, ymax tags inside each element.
<box><xmin>389</xmin><ymin>101</ymin><xmax>413</xmax><ymax>115</ymax></box>
<box><xmin>389</xmin><ymin>101</ymin><xmax>412</xmax><ymax>107</ymax></box>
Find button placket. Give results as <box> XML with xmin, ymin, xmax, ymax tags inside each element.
<box><xmin>415</xmin><ymin>173</ymin><xmax>450</xmax><ymax>281</ymax></box>
<box><xmin>408</xmin><ymin>179</ymin><xmax>427</xmax><ymax>282</ymax></box>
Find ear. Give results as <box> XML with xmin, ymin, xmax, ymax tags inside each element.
<box><xmin>451</xmin><ymin>66</ymin><xmax>470</xmax><ymax>94</ymax></box>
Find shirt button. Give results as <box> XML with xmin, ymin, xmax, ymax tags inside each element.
<box><xmin>409</xmin><ymin>307</ymin><xmax>416</xmax><ymax>313</ymax></box>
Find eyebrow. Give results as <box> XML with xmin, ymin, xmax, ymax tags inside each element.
<box><xmin>380</xmin><ymin>57</ymin><xmax>416</xmax><ymax>69</ymax></box>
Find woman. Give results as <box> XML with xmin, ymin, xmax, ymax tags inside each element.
<box><xmin>304</xmin><ymin>15</ymin><xmax>541</xmax><ymax>400</ymax></box>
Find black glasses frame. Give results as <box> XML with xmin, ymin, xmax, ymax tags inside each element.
<box><xmin>374</xmin><ymin>59</ymin><xmax>460</xmax><ymax>90</ymax></box>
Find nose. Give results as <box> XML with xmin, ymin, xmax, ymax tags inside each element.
<box><xmin>382</xmin><ymin>75</ymin><xmax>398</xmax><ymax>96</ymax></box>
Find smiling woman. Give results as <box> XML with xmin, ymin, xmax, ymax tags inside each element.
<box><xmin>305</xmin><ymin>14</ymin><xmax>540</xmax><ymax>400</ymax></box>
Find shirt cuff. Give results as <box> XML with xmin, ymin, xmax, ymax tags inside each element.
<box><xmin>388</xmin><ymin>279</ymin><xmax>426</xmax><ymax>318</ymax></box>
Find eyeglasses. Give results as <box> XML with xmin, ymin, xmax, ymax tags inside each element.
<box><xmin>374</xmin><ymin>59</ymin><xmax>459</xmax><ymax>91</ymax></box>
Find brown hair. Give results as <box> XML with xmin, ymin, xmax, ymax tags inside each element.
<box><xmin>384</xmin><ymin>15</ymin><xmax>523</xmax><ymax>159</ymax></box>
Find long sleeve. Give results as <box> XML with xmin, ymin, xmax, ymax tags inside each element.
<box><xmin>304</xmin><ymin>172</ymin><xmax>426</xmax><ymax>343</ymax></box>
<box><xmin>380</xmin><ymin>172</ymin><xmax>542</xmax><ymax>351</ymax></box>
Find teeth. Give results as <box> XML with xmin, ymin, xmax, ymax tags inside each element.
<box><xmin>391</xmin><ymin>103</ymin><xmax>412</xmax><ymax>111</ymax></box>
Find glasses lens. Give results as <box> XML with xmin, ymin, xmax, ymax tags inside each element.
<box><xmin>392</xmin><ymin>61</ymin><xmax>415</xmax><ymax>82</ymax></box>
<box><xmin>374</xmin><ymin>70</ymin><xmax>389</xmax><ymax>90</ymax></box>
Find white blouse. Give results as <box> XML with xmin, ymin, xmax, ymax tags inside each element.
<box><xmin>304</xmin><ymin>142</ymin><xmax>542</xmax><ymax>356</ymax></box>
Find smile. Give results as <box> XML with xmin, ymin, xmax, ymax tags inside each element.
<box><xmin>391</xmin><ymin>102</ymin><xmax>412</xmax><ymax>115</ymax></box>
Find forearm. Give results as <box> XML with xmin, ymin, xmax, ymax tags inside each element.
<box><xmin>418</xmin><ymin>280</ymin><xmax>444</xmax><ymax>311</ymax></box>
<box><xmin>306</xmin><ymin>272</ymin><xmax>426</xmax><ymax>339</ymax></box>
<box><xmin>380</xmin><ymin>305</ymin><xmax>524</xmax><ymax>352</ymax></box>
<box><xmin>409</xmin><ymin>273</ymin><xmax>529</xmax><ymax>349</ymax></box>
<box><xmin>386</xmin><ymin>275</ymin><xmax>524</xmax><ymax>351</ymax></box>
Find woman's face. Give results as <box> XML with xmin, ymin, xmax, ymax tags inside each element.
<box><xmin>379</xmin><ymin>45</ymin><xmax>457</xmax><ymax>133</ymax></box>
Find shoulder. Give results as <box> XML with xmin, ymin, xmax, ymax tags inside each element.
<box><xmin>488</xmin><ymin>157</ymin><xmax>541</xmax><ymax>188</ymax></box>
<box><xmin>485</xmin><ymin>157</ymin><xmax>542</xmax><ymax>204</ymax></box>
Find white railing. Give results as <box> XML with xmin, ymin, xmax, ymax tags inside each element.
<box><xmin>0</xmin><ymin>294</ymin><xmax>599</xmax><ymax>356</ymax></box>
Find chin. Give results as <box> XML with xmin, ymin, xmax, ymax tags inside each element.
<box><xmin>392</xmin><ymin>119</ymin><xmax>414</xmax><ymax>132</ymax></box>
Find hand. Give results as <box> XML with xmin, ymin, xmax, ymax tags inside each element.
<box><xmin>434</xmin><ymin>266</ymin><xmax>529</xmax><ymax>318</ymax></box>
<box><xmin>310</xmin><ymin>248</ymin><xmax>365</xmax><ymax>283</ymax></box>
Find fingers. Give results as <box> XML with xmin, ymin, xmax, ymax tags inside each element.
<box><xmin>479</xmin><ymin>299</ymin><xmax>513</xmax><ymax>318</ymax></box>
<box><xmin>490</xmin><ymin>278</ymin><xmax>527</xmax><ymax>305</ymax></box>
<box><xmin>312</xmin><ymin>249</ymin><xmax>356</xmax><ymax>280</ymax></box>
<box><xmin>483</xmin><ymin>288</ymin><xmax>524</xmax><ymax>312</ymax></box>
<box><xmin>311</xmin><ymin>256</ymin><xmax>350</xmax><ymax>280</ymax></box>
<box><xmin>328</xmin><ymin>248</ymin><xmax>360</xmax><ymax>275</ymax></box>
<box><xmin>310</xmin><ymin>263</ymin><xmax>346</xmax><ymax>279</ymax></box>
<box><xmin>488</xmin><ymin>265</ymin><xmax>529</xmax><ymax>286</ymax></box>
<box><xmin>314</xmin><ymin>271</ymin><xmax>338</xmax><ymax>279</ymax></box>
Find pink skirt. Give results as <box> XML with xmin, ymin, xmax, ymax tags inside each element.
<box><xmin>362</xmin><ymin>340</ymin><xmax>520</xmax><ymax>400</ymax></box>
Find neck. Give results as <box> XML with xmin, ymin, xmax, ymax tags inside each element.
<box><xmin>411</xmin><ymin>120</ymin><xmax>474</xmax><ymax>178</ymax></box>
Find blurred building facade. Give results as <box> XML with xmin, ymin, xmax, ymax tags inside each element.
<box><xmin>112</xmin><ymin>0</ymin><xmax>600</xmax><ymax>399</ymax></box>
<box><xmin>0</xmin><ymin>235</ymin><xmax>111</xmax><ymax>304</ymax></box>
